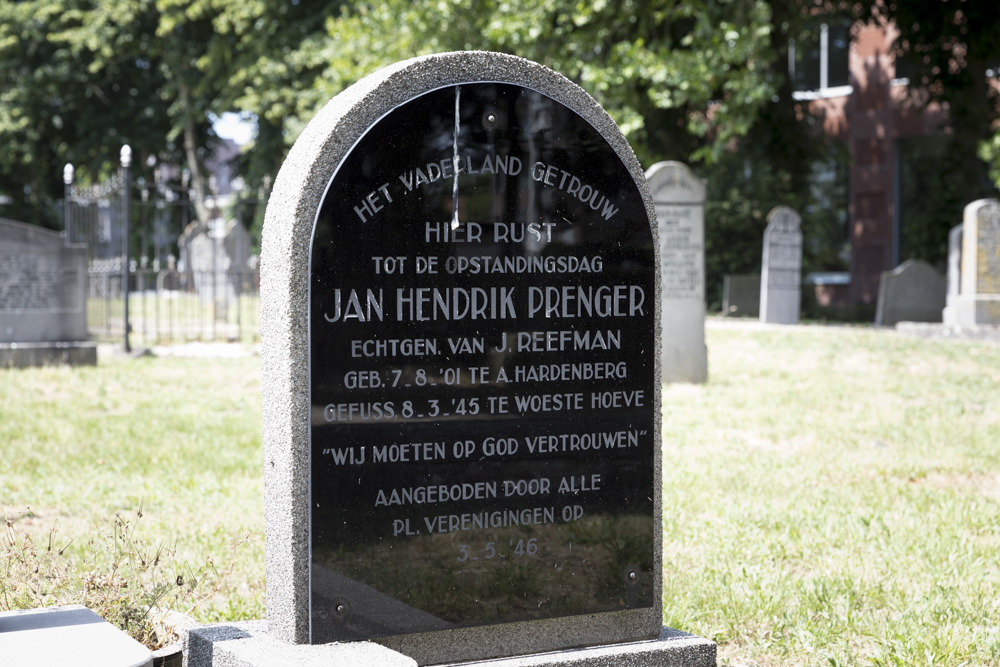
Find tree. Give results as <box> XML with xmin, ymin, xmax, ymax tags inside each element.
<box><xmin>703</xmin><ymin>2</ymin><xmax>847</xmax><ymax>309</ymax></box>
<box><xmin>0</xmin><ymin>0</ymin><xmax>173</xmax><ymax>226</ymax></box>
<box><xmin>0</xmin><ymin>0</ymin><xmax>343</xmax><ymax>229</ymax></box>
<box><xmin>858</xmin><ymin>1</ymin><xmax>1000</xmax><ymax>250</ymax></box>
<box><xmin>261</xmin><ymin>0</ymin><xmax>782</xmax><ymax>169</ymax></box>
<box><xmin>281</xmin><ymin>0</ymin><xmax>844</xmax><ymax>308</ymax></box>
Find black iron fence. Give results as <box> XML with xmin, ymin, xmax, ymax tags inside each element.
<box><xmin>63</xmin><ymin>146</ymin><xmax>264</xmax><ymax>347</ymax></box>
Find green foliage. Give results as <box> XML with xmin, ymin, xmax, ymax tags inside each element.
<box><xmin>861</xmin><ymin>1</ymin><xmax>1000</xmax><ymax>209</ymax></box>
<box><xmin>301</xmin><ymin>0</ymin><xmax>779</xmax><ymax>168</ymax></box>
<box><xmin>897</xmin><ymin>136</ymin><xmax>990</xmax><ymax>267</ymax></box>
<box><xmin>0</xmin><ymin>0</ymin><xmax>335</xmax><ymax>226</ymax></box>
<box><xmin>701</xmin><ymin>5</ymin><xmax>848</xmax><ymax>309</ymax></box>
<box><xmin>0</xmin><ymin>0</ymin><xmax>169</xmax><ymax>226</ymax></box>
<box><xmin>978</xmin><ymin>131</ymin><xmax>1000</xmax><ymax>193</ymax></box>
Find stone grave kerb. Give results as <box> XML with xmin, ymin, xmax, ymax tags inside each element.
<box><xmin>260</xmin><ymin>51</ymin><xmax>662</xmax><ymax>657</ymax></box>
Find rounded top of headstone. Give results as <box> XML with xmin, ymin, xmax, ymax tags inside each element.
<box><xmin>964</xmin><ymin>198</ymin><xmax>1000</xmax><ymax>225</ymax></box>
<box><xmin>265</xmin><ymin>51</ymin><xmax>653</xmax><ymax>248</ymax></box>
<box><xmin>765</xmin><ymin>205</ymin><xmax>801</xmax><ymax>233</ymax></box>
<box><xmin>644</xmin><ymin>161</ymin><xmax>706</xmax><ymax>202</ymax></box>
<box><xmin>890</xmin><ymin>259</ymin><xmax>942</xmax><ymax>279</ymax></box>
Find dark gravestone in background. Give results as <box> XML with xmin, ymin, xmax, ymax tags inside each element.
<box><xmin>308</xmin><ymin>83</ymin><xmax>656</xmax><ymax>642</ymax></box>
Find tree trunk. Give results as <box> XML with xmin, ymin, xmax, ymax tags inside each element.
<box><xmin>178</xmin><ymin>81</ymin><xmax>212</xmax><ymax>227</ymax></box>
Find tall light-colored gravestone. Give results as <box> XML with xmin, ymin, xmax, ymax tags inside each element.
<box><xmin>645</xmin><ymin>161</ymin><xmax>707</xmax><ymax>383</ymax></box>
<box><xmin>942</xmin><ymin>223</ymin><xmax>962</xmax><ymax>325</ymax></box>
<box><xmin>759</xmin><ymin>206</ymin><xmax>803</xmax><ymax>324</ymax></box>
<box><xmin>956</xmin><ymin>199</ymin><xmax>1000</xmax><ymax>325</ymax></box>
<box><xmin>244</xmin><ymin>52</ymin><xmax>714</xmax><ymax>667</ymax></box>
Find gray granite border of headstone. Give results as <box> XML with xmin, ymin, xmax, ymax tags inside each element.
<box><xmin>183</xmin><ymin>622</ymin><xmax>714</xmax><ymax>667</ymax></box>
<box><xmin>261</xmin><ymin>51</ymin><xmax>671</xmax><ymax>664</ymax></box>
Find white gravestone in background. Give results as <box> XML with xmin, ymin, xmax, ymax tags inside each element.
<box><xmin>942</xmin><ymin>223</ymin><xmax>962</xmax><ymax>325</ymax></box>
<box><xmin>759</xmin><ymin>206</ymin><xmax>803</xmax><ymax>325</ymax></box>
<box><xmin>646</xmin><ymin>161</ymin><xmax>707</xmax><ymax>383</ymax></box>
<box><xmin>957</xmin><ymin>199</ymin><xmax>1000</xmax><ymax>325</ymax></box>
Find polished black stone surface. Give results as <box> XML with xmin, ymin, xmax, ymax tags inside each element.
<box><xmin>309</xmin><ymin>83</ymin><xmax>655</xmax><ymax>642</ymax></box>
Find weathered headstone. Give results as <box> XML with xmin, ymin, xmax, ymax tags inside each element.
<box><xmin>0</xmin><ymin>218</ymin><xmax>95</xmax><ymax>367</ymax></box>
<box><xmin>942</xmin><ymin>223</ymin><xmax>963</xmax><ymax>325</ymax></box>
<box><xmin>646</xmin><ymin>161</ymin><xmax>707</xmax><ymax>383</ymax></box>
<box><xmin>874</xmin><ymin>260</ymin><xmax>945</xmax><ymax>326</ymax></box>
<box><xmin>258</xmin><ymin>52</ymin><xmax>713</xmax><ymax>667</ymax></box>
<box><xmin>722</xmin><ymin>274</ymin><xmax>761</xmax><ymax>317</ymax></box>
<box><xmin>178</xmin><ymin>218</ymin><xmax>252</xmax><ymax>308</ymax></box>
<box><xmin>956</xmin><ymin>199</ymin><xmax>1000</xmax><ymax>325</ymax></box>
<box><xmin>759</xmin><ymin>207</ymin><xmax>802</xmax><ymax>324</ymax></box>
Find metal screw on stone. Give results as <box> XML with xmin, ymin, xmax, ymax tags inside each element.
<box><xmin>628</xmin><ymin>571</ymin><xmax>637</xmax><ymax>581</ymax></box>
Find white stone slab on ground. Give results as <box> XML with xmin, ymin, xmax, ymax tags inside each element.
<box><xmin>0</xmin><ymin>605</ymin><xmax>153</xmax><ymax>667</ymax></box>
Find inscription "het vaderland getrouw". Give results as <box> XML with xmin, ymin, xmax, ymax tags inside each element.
<box><xmin>0</xmin><ymin>255</ymin><xmax>80</xmax><ymax>312</ymax></box>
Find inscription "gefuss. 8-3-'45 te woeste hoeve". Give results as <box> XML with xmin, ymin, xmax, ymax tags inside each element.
<box><xmin>261</xmin><ymin>51</ymin><xmax>666</xmax><ymax>666</ymax></box>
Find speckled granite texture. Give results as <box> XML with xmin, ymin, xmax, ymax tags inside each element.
<box><xmin>183</xmin><ymin>623</ymin><xmax>715</xmax><ymax>667</ymax></box>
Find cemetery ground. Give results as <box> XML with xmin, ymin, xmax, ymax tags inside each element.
<box><xmin>2</xmin><ymin>321</ymin><xmax>999</xmax><ymax>665</ymax></box>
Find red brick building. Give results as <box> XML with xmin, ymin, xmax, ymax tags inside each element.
<box><xmin>801</xmin><ymin>19</ymin><xmax>949</xmax><ymax>307</ymax></box>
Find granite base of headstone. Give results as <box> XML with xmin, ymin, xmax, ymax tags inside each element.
<box><xmin>181</xmin><ymin>622</ymin><xmax>715</xmax><ymax>667</ymax></box>
<box><xmin>942</xmin><ymin>223</ymin><xmax>963</xmax><ymax>325</ymax></box>
<box><xmin>874</xmin><ymin>260</ymin><xmax>946</xmax><ymax>327</ymax></box>
<box><xmin>722</xmin><ymin>274</ymin><xmax>760</xmax><ymax>317</ymax></box>
<box><xmin>759</xmin><ymin>207</ymin><xmax>802</xmax><ymax>324</ymax></box>
<box><xmin>894</xmin><ymin>321</ymin><xmax>1000</xmax><ymax>343</ymax></box>
<box><xmin>0</xmin><ymin>218</ymin><xmax>96</xmax><ymax>368</ymax></box>
<box><xmin>955</xmin><ymin>199</ymin><xmax>1000</xmax><ymax>325</ymax></box>
<box><xmin>646</xmin><ymin>161</ymin><xmax>707</xmax><ymax>383</ymax></box>
<box><xmin>251</xmin><ymin>51</ymin><xmax>713</xmax><ymax>667</ymax></box>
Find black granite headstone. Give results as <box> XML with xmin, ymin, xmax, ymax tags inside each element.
<box><xmin>307</xmin><ymin>82</ymin><xmax>655</xmax><ymax>643</ymax></box>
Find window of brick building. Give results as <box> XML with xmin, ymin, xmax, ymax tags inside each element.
<box><xmin>791</xmin><ymin>19</ymin><xmax>852</xmax><ymax>100</ymax></box>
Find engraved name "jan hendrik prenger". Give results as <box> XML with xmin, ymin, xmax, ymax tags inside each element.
<box><xmin>324</xmin><ymin>285</ymin><xmax>646</xmax><ymax>323</ymax></box>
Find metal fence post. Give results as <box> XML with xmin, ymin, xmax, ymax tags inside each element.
<box><xmin>121</xmin><ymin>145</ymin><xmax>132</xmax><ymax>353</ymax></box>
<box><xmin>63</xmin><ymin>163</ymin><xmax>74</xmax><ymax>244</ymax></box>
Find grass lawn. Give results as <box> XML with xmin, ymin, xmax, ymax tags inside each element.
<box><xmin>664</xmin><ymin>320</ymin><xmax>1000</xmax><ymax>666</ymax></box>
<box><xmin>1</xmin><ymin>352</ymin><xmax>265</xmax><ymax>623</ymax></box>
<box><xmin>2</xmin><ymin>321</ymin><xmax>998</xmax><ymax>664</ymax></box>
